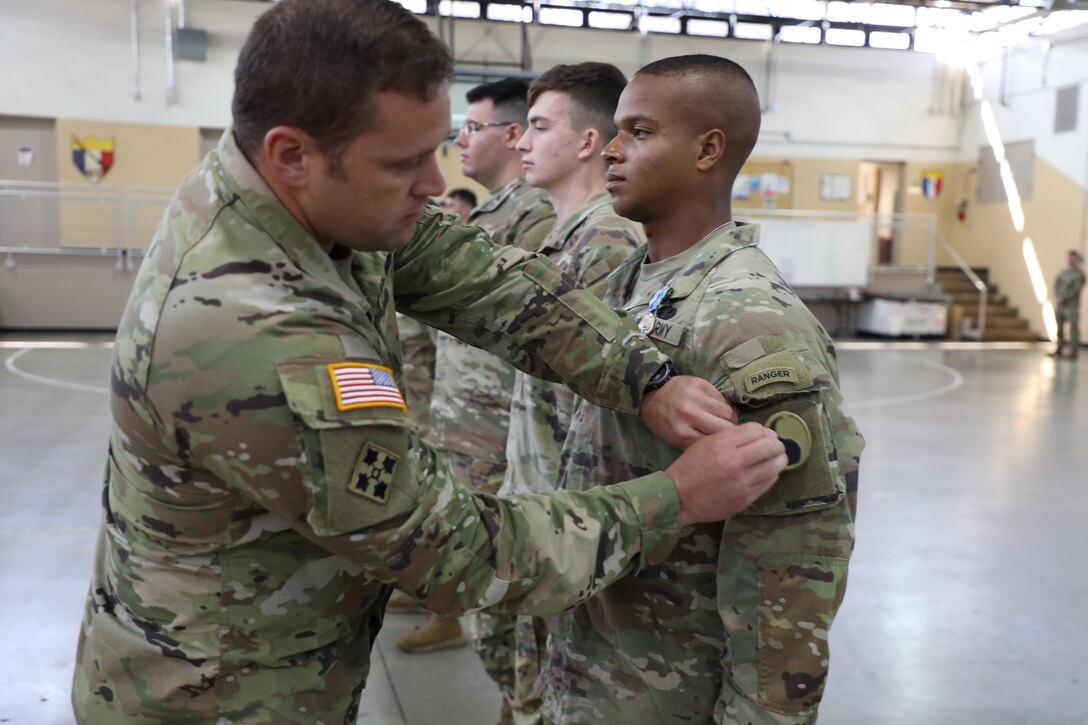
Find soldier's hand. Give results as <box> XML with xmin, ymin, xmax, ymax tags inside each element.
<box><xmin>640</xmin><ymin>375</ymin><xmax>739</xmax><ymax>450</ymax></box>
<box><xmin>668</xmin><ymin>423</ymin><xmax>786</xmax><ymax>527</ymax></box>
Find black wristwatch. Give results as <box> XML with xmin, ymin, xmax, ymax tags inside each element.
<box><xmin>643</xmin><ymin>361</ymin><xmax>678</xmax><ymax>395</ymax></box>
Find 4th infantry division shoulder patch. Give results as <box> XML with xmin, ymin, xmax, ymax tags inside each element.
<box><xmin>349</xmin><ymin>443</ymin><xmax>400</xmax><ymax>504</ymax></box>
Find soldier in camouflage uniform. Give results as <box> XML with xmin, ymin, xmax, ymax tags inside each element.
<box><xmin>406</xmin><ymin>77</ymin><xmax>556</xmax><ymax>713</ymax></box>
<box><xmin>440</xmin><ymin>187</ymin><xmax>478</xmax><ymax>221</ymax></box>
<box><xmin>484</xmin><ymin>62</ymin><xmax>646</xmax><ymax>724</ymax></box>
<box><xmin>70</xmin><ymin>7</ymin><xmax>789</xmax><ymax>723</ymax></box>
<box><xmin>395</xmin><ymin>314</ymin><xmax>436</xmax><ymax>432</ymax></box>
<box><xmin>540</xmin><ymin>55</ymin><xmax>864</xmax><ymax>725</ymax></box>
<box><xmin>1051</xmin><ymin>249</ymin><xmax>1084</xmax><ymax>359</ymax></box>
<box><xmin>384</xmin><ymin>197</ymin><xmax>468</xmax><ymax>615</ymax></box>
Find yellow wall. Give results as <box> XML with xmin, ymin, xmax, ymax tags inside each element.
<box><xmin>788</xmin><ymin>157</ymin><xmax>860</xmax><ymax>214</ymax></box>
<box><xmin>899</xmin><ymin>162</ymin><xmax>968</xmax><ymax>267</ymax></box>
<box><xmin>435</xmin><ymin>142</ymin><xmax>489</xmax><ymax>206</ymax></box>
<box><xmin>56</xmin><ymin>119</ymin><xmax>200</xmax><ymax>248</ymax></box>
<box><xmin>42</xmin><ymin>117</ymin><xmax>1088</xmax><ymax>341</ymax></box>
<box><xmin>733</xmin><ymin>159</ymin><xmax>794</xmax><ymax>211</ymax></box>
<box><xmin>948</xmin><ymin>156</ymin><xmax>1087</xmax><ymax>338</ymax></box>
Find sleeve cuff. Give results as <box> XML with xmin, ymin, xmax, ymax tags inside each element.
<box><xmin>616</xmin><ymin>471</ymin><xmax>683</xmax><ymax>569</ymax></box>
<box><xmin>601</xmin><ymin>329</ymin><xmax>671</xmax><ymax>417</ymax></box>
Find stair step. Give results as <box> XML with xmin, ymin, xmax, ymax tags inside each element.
<box><xmin>939</xmin><ymin>279</ymin><xmax>985</xmax><ymax>294</ymax></box>
<box><xmin>958</xmin><ymin>304</ymin><xmax>1019</xmax><ymax>317</ymax></box>
<box><xmin>937</xmin><ymin>266</ymin><xmax>990</xmax><ymax>284</ymax></box>
<box><xmin>977</xmin><ymin>328</ymin><xmax>1041</xmax><ymax>342</ymax></box>
<box><xmin>947</xmin><ymin>292</ymin><xmax>1006</xmax><ymax>306</ymax></box>
<box><xmin>973</xmin><ymin>316</ymin><xmax>1030</xmax><ymax>329</ymax></box>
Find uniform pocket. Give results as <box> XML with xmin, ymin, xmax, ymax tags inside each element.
<box><xmin>755</xmin><ymin>554</ymin><xmax>849</xmax><ymax>714</ymax></box>
<box><xmin>718</xmin><ymin>549</ymin><xmax>849</xmax><ymax>718</ymax></box>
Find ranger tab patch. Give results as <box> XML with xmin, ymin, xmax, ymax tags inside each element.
<box><xmin>329</xmin><ymin>363</ymin><xmax>406</xmax><ymax>411</ymax></box>
<box><xmin>349</xmin><ymin>443</ymin><xmax>400</xmax><ymax>504</ymax></box>
<box><xmin>744</xmin><ymin>367</ymin><xmax>798</xmax><ymax>393</ymax></box>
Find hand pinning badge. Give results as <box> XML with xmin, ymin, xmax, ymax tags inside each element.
<box><xmin>638</xmin><ymin>286</ymin><xmax>672</xmax><ymax>335</ymax></box>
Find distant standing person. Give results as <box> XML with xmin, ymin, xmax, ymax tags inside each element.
<box><xmin>1051</xmin><ymin>249</ymin><xmax>1084</xmax><ymax>359</ymax></box>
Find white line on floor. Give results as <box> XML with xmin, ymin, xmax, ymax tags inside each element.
<box><xmin>851</xmin><ymin>360</ymin><xmax>964</xmax><ymax>409</ymax></box>
<box><xmin>0</xmin><ymin>340</ymin><xmax>113</xmax><ymax>349</ymax></box>
<box><xmin>3</xmin><ymin>348</ymin><xmax>109</xmax><ymax>395</ymax></box>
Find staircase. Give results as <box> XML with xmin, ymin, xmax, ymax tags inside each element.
<box><xmin>935</xmin><ymin>267</ymin><xmax>1040</xmax><ymax>342</ymax></box>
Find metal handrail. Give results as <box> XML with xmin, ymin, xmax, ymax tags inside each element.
<box><xmin>937</xmin><ymin>234</ymin><xmax>987</xmax><ymax>339</ymax></box>
<box><xmin>0</xmin><ymin>180</ymin><xmax>121</xmax><ymax>193</ymax></box>
<box><xmin>0</xmin><ymin>180</ymin><xmax>173</xmax><ymax>257</ymax></box>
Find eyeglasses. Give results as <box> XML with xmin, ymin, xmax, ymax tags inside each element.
<box><xmin>458</xmin><ymin>120</ymin><xmax>514</xmax><ymax>137</ymax></box>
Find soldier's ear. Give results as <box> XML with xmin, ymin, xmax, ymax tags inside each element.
<box><xmin>503</xmin><ymin>123</ymin><xmax>525</xmax><ymax>150</ymax></box>
<box><xmin>262</xmin><ymin>126</ymin><xmax>319</xmax><ymax>188</ymax></box>
<box><xmin>576</xmin><ymin>127</ymin><xmax>601</xmax><ymax>162</ymax></box>
<box><xmin>694</xmin><ymin>128</ymin><xmax>726</xmax><ymax>172</ymax></box>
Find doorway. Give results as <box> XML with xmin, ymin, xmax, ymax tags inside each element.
<box><xmin>858</xmin><ymin>160</ymin><xmax>905</xmax><ymax>265</ymax></box>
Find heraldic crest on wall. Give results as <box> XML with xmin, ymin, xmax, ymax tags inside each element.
<box><xmin>921</xmin><ymin>169</ymin><xmax>943</xmax><ymax>201</ymax></box>
<box><xmin>71</xmin><ymin>135</ymin><xmax>115</xmax><ymax>182</ymax></box>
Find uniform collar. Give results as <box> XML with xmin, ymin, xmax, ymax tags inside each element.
<box><xmin>470</xmin><ymin>176</ymin><xmax>528</xmax><ymax>218</ymax></box>
<box><xmin>539</xmin><ymin>191</ymin><xmax>613</xmax><ymax>253</ymax></box>
<box><xmin>212</xmin><ymin>128</ymin><xmax>350</xmax><ymax>279</ymax></box>
<box><xmin>609</xmin><ymin>222</ymin><xmax>761</xmax><ymax>304</ymax></box>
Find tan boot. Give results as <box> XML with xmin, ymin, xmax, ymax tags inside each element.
<box><xmin>395</xmin><ymin>614</ymin><xmax>465</xmax><ymax>653</ymax></box>
<box><xmin>496</xmin><ymin>700</ymin><xmax>515</xmax><ymax>725</ymax></box>
<box><xmin>386</xmin><ymin>590</ymin><xmax>427</xmax><ymax>614</ymax></box>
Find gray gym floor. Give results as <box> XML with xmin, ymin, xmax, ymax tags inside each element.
<box><xmin>1</xmin><ymin>333</ymin><xmax>1085</xmax><ymax>724</ymax></box>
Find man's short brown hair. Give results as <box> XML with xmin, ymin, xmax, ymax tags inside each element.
<box><xmin>232</xmin><ymin>0</ymin><xmax>453</xmax><ymax>174</ymax></box>
<box><xmin>527</xmin><ymin>63</ymin><xmax>627</xmax><ymax>140</ymax></box>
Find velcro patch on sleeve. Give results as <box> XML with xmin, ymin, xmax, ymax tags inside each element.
<box><xmin>329</xmin><ymin>363</ymin><xmax>406</xmax><ymax>412</ymax></box>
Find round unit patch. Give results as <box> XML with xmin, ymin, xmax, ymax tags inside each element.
<box><xmin>765</xmin><ymin>411</ymin><xmax>811</xmax><ymax>471</ymax></box>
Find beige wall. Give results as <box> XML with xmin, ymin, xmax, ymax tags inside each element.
<box><xmin>56</xmin><ymin>119</ymin><xmax>200</xmax><ymax>188</ymax></box>
<box><xmin>56</xmin><ymin>119</ymin><xmax>200</xmax><ymax>249</ymax></box>
<box><xmin>948</xmin><ymin>156</ymin><xmax>1087</xmax><ymax>337</ymax></box>
<box><xmin>787</xmin><ymin>157</ymin><xmax>860</xmax><ymax>213</ymax></box>
<box><xmin>0</xmin><ymin>255</ymin><xmax>135</xmax><ymax>329</ymax></box>
<box><xmin>8</xmin><ymin>116</ymin><xmax>1084</xmax><ymax>337</ymax></box>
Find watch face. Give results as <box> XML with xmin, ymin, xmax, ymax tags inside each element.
<box><xmin>645</xmin><ymin>362</ymin><xmax>675</xmax><ymax>392</ymax></box>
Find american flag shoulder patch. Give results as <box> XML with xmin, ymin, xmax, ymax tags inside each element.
<box><xmin>328</xmin><ymin>362</ymin><xmax>407</xmax><ymax>412</ymax></box>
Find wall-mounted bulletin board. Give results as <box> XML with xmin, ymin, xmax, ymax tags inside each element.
<box><xmin>820</xmin><ymin>173</ymin><xmax>853</xmax><ymax>202</ymax></box>
<box><xmin>733</xmin><ymin>160</ymin><xmax>793</xmax><ymax>210</ymax></box>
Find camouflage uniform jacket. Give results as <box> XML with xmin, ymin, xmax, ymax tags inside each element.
<box><xmin>428</xmin><ymin>177</ymin><xmax>555</xmax><ymax>466</ymax></box>
<box><xmin>395</xmin><ymin>312</ymin><xmax>437</xmax><ymax>433</ymax></box>
<box><xmin>501</xmin><ymin>192</ymin><xmax>643</xmax><ymax>496</ymax></box>
<box><xmin>542</xmin><ymin>223</ymin><xmax>864</xmax><ymax>725</ymax></box>
<box><xmin>1054</xmin><ymin>267</ymin><xmax>1085</xmax><ymax>309</ymax></box>
<box><xmin>70</xmin><ymin>132</ymin><xmax>686</xmax><ymax>725</ymax></box>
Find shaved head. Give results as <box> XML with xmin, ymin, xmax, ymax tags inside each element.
<box><xmin>636</xmin><ymin>54</ymin><xmax>761</xmax><ymax>179</ymax></box>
